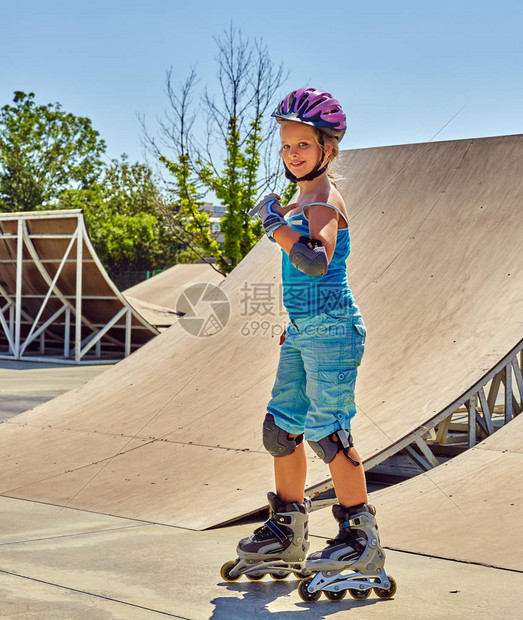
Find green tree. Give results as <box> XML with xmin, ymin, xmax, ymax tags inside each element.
<box><xmin>57</xmin><ymin>158</ymin><xmax>181</xmax><ymax>275</ymax></box>
<box><xmin>0</xmin><ymin>91</ymin><xmax>186</xmax><ymax>278</ymax></box>
<box><xmin>0</xmin><ymin>91</ymin><xmax>106</xmax><ymax>212</ymax></box>
<box><xmin>145</xmin><ymin>26</ymin><xmax>287</xmax><ymax>275</ymax></box>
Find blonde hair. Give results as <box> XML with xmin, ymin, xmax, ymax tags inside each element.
<box><xmin>314</xmin><ymin>128</ymin><xmax>340</xmax><ymax>187</ymax></box>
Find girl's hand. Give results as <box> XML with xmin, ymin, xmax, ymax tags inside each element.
<box><xmin>262</xmin><ymin>195</ymin><xmax>299</xmax><ymax>217</ymax></box>
<box><xmin>249</xmin><ymin>194</ymin><xmax>297</xmax><ymax>218</ymax></box>
<box><xmin>249</xmin><ymin>193</ymin><xmax>281</xmax><ymax>216</ymax></box>
<box><xmin>250</xmin><ymin>194</ymin><xmax>287</xmax><ymax>240</ymax></box>
<box><xmin>276</xmin><ymin>200</ymin><xmax>299</xmax><ymax>217</ymax></box>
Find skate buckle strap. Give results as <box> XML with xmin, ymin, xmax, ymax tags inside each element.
<box><xmin>327</xmin><ymin>528</ymin><xmax>365</xmax><ymax>554</ymax></box>
<box><xmin>336</xmin><ymin>429</ymin><xmax>360</xmax><ymax>467</ymax></box>
<box><xmin>348</xmin><ymin>515</ymin><xmax>369</xmax><ymax>528</ymax></box>
<box><xmin>339</xmin><ymin>514</ymin><xmax>370</xmax><ymax>530</ymax></box>
<box><xmin>265</xmin><ymin>518</ymin><xmax>288</xmax><ymax>544</ymax></box>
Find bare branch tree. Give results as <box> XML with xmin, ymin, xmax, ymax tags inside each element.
<box><xmin>143</xmin><ymin>24</ymin><xmax>289</xmax><ymax>273</ymax></box>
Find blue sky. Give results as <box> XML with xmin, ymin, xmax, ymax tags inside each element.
<box><xmin>1</xmin><ymin>1</ymin><xmax>521</xmax><ymax>167</ymax></box>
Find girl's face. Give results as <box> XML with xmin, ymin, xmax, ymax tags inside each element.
<box><xmin>280</xmin><ymin>122</ymin><xmax>332</xmax><ymax>177</ymax></box>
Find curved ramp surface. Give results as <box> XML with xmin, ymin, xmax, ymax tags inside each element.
<box><xmin>310</xmin><ymin>410</ymin><xmax>523</xmax><ymax>572</ymax></box>
<box><xmin>0</xmin><ymin>135</ymin><xmax>521</xmax><ymax>529</ymax></box>
<box><xmin>123</xmin><ymin>263</ymin><xmax>225</xmax><ymax>329</ymax></box>
<box><xmin>123</xmin><ymin>263</ymin><xmax>225</xmax><ymax>310</ymax></box>
<box><xmin>0</xmin><ymin>210</ymin><xmax>158</xmax><ymax>363</ymax></box>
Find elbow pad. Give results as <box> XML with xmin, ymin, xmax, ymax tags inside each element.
<box><xmin>289</xmin><ymin>237</ymin><xmax>328</xmax><ymax>276</ymax></box>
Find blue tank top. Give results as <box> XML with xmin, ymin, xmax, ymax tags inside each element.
<box><xmin>281</xmin><ymin>203</ymin><xmax>354</xmax><ymax>319</ymax></box>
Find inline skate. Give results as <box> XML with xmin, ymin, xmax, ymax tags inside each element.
<box><xmin>298</xmin><ymin>503</ymin><xmax>397</xmax><ymax>602</ymax></box>
<box><xmin>220</xmin><ymin>492</ymin><xmax>311</xmax><ymax>582</ymax></box>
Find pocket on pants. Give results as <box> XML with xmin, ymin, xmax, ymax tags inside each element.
<box><xmin>351</xmin><ymin>322</ymin><xmax>366</xmax><ymax>364</ymax></box>
<box><xmin>314</xmin><ymin>367</ymin><xmax>358</xmax><ymax>414</ymax></box>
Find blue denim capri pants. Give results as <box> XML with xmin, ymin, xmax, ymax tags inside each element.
<box><xmin>266</xmin><ymin>303</ymin><xmax>366</xmax><ymax>443</ymax></box>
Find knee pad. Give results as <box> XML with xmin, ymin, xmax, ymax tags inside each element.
<box><xmin>308</xmin><ymin>429</ymin><xmax>360</xmax><ymax>466</ymax></box>
<box><xmin>263</xmin><ymin>413</ymin><xmax>303</xmax><ymax>457</ymax></box>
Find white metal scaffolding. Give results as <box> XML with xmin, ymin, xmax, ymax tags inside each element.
<box><xmin>0</xmin><ymin>210</ymin><xmax>158</xmax><ymax>364</ymax></box>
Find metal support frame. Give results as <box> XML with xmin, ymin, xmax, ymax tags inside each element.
<box><xmin>308</xmin><ymin>339</ymin><xmax>523</xmax><ymax>509</ymax></box>
<box><xmin>0</xmin><ymin>211</ymin><xmax>158</xmax><ymax>365</ymax></box>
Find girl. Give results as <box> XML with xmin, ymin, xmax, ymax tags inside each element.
<box><xmin>222</xmin><ymin>88</ymin><xmax>394</xmax><ymax>601</ymax></box>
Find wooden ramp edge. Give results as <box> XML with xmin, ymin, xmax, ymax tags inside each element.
<box><xmin>122</xmin><ymin>264</ymin><xmax>225</xmax><ymax>329</ymax></box>
<box><xmin>123</xmin><ymin>263</ymin><xmax>225</xmax><ymax>310</ymax></box>
<box><xmin>0</xmin><ymin>135</ymin><xmax>521</xmax><ymax>531</ymax></box>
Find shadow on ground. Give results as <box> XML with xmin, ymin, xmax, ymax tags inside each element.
<box><xmin>211</xmin><ymin>578</ymin><xmax>387</xmax><ymax>619</ymax></box>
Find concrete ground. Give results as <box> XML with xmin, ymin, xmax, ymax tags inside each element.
<box><xmin>1</xmin><ymin>361</ymin><xmax>522</xmax><ymax>619</ymax></box>
<box><xmin>0</xmin><ymin>360</ymin><xmax>109</xmax><ymax>421</ymax></box>
<box><xmin>1</xmin><ymin>497</ymin><xmax>522</xmax><ymax>620</ymax></box>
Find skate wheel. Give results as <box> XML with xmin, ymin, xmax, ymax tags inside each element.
<box><xmin>374</xmin><ymin>575</ymin><xmax>397</xmax><ymax>599</ymax></box>
<box><xmin>220</xmin><ymin>560</ymin><xmax>240</xmax><ymax>582</ymax></box>
<box><xmin>325</xmin><ymin>589</ymin><xmax>346</xmax><ymax>601</ymax></box>
<box><xmin>298</xmin><ymin>578</ymin><xmax>321</xmax><ymax>602</ymax></box>
<box><xmin>270</xmin><ymin>572</ymin><xmax>289</xmax><ymax>581</ymax></box>
<box><xmin>246</xmin><ymin>572</ymin><xmax>264</xmax><ymax>581</ymax></box>
<box><xmin>293</xmin><ymin>569</ymin><xmax>312</xmax><ymax>580</ymax></box>
<box><xmin>348</xmin><ymin>587</ymin><xmax>371</xmax><ymax>600</ymax></box>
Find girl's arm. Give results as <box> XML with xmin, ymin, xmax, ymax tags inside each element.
<box><xmin>273</xmin><ymin>207</ymin><xmax>337</xmax><ymax>263</ymax></box>
<box><xmin>271</xmin><ymin>203</ymin><xmax>338</xmax><ymax>263</ymax></box>
<box><xmin>272</xmin><ymin>223</ymin><xmax>302</xmax><ymax>254</ymax></box>
<box><xmin>255</xmin><ymin>194</ymin><xmax>337</xmax><ymax>275</ymax></box>
<box><xmin>273</xmin><ymin>204</ymin><xmax>337</xmax><ymax>278</ymax></box>
<box><xmin>305</xmin><ymin>205</ymin><xmax>338</xmax><ymax>262</ymax></box>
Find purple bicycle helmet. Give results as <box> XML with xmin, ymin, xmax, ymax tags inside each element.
<box><xmin>272</xmin><ymin>88</ymin><xmax>347</xmax><ymax>142</ymax></box>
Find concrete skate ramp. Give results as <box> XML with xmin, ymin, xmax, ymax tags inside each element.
<box><xmin>0</xmin><ymin>135</ymin><xmax>522</xmax><ymax>529</ymax></box>
<box><xmin>0</xmin><ymin>210</ymin><xmax>158</xmax><ymax>362</ymax></box>
<box><xmin>311</xmin><ymin>411</ymin><xmax>523</xmax><ymax>571</ymax></box>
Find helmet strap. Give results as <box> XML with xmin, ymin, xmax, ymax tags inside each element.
<box><xmin>283</xmin><ymin>133</ymin><xmax>328</xmax><ymax>183</ymax></box>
